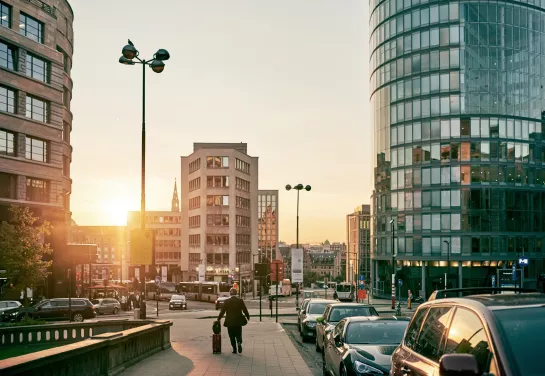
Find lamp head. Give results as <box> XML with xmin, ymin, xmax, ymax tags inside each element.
<box><xmin>390</xmin><ymin>219</ymin><xmax>395</xmax><ymax>224</ymax></box>
<box><xmin>150</xmin><ymin>59</ymin><xmax>165</xmax><ymax>73</ymax></box>
<box><xmin>154</xmin><ymin>49</ymin><xmax>170</xmax><ymax>61</ymax></box>
<box><xmin>119</xmin><ymin>56</ymin><xmax>135</xmax><ymax>65</ymax></box>
<box><xmin>295</xmin><ymin>184</ymin><xmax>304</xmax><ymax>190</ymax></box>
<box><xmin>285</xmin><ymin>184</ymin><xmax>292</xmax><ymax>191</ymax></box>
<box><xmin>121</xmin><ymin>44</ymin><xmax>138</xmax><ymax>60</ymax></box>
<box><xmin>305</xmin><ymin>185</ymin><xmax>311</xmax><ymax>191</ymax></box>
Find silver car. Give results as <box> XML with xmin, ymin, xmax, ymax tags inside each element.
<box><xmin>0</xmin><ymin>300</ymin><xmax>21</xmax><ymax>313</ymax></box>
<box><xmin>91</xmin><ymin>298</ymin><xmax>121</xmax><ymax>315</ymax></box>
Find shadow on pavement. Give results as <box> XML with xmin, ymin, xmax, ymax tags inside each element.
<box><xmin>120</xmin><ymin>344</ymin><xmax>194</xmax><ymax>376</ymax></box>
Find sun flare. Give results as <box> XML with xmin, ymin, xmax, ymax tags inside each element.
<box><xmin>102</xmin><ymin>199</ymin><xmax>129</xmax><ymax>225</ymax></box>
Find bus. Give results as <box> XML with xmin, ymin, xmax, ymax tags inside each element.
<box><xmin>269</xmin><ymin>279</ymin><xmax>292</xmax><ymax>297</ymax></box>
<box><xmin>146</xmin><ymin>281</ymin><xmax>177</xmax><ymax>301</ymax></box>
<box><xmin>334</xmin><ymin>282</ymin><xmax>354</xmax><ymax>301</ymax></box>
<box><xmin>177</xmin><ymin>281</ymin><xmax>231</xmax><ymax>302</ymax></box>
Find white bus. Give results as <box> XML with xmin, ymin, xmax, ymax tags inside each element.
<box><xmin>177</xmin><ymin>281</ymin><xmax>231</xmax><ymax>302</ymax></box>
<box><xmin>334</xmin><ymin>282</ymin><xmax>354</xmax><ymax>301</ymax></box>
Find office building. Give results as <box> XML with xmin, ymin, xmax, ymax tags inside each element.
<box><xmin>258</xmin><ymin>189</ymin><xmax>279</xmax><ymax>262</ymax></box>
<box><xmin>346</xmin><ymin>205</ymin><xmax>371</xmax><ymax>284</ymax></box>
<box><xmin>370</xmin><ymin>0</ymin><xmax>545</xmax><ymax>297</ymax></box>
<box><xmin>181</xmin><ymin>143</ymin><xmax>258</xmax><ymax>284</ymax></box>
<box><xmin>0</xmin><ymin>0</ymin><xmax>74</xmax><ymax>297</ymax></box>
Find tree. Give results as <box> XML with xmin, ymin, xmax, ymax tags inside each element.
<box><xmin>0</xmin><ymin>206</ymin><xmax>53</xmax><ymax>314</ymax></box>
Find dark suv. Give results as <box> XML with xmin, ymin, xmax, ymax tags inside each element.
<box><xmin>391</xmin><ymin>288</ymin><xmax>545</xmax><ymax>376</ymax></box>
<box><xmin>0</xmin><ymin>298</ymin><xmax>97</xmax><ymax>323</ymax></box>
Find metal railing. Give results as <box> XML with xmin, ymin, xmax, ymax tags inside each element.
<box><xmin>24</xmin><ymin>0</ymin><xmax>57</xmax><ymax>19</ymax></box>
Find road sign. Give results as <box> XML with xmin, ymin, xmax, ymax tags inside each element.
<box><xmin>398</xmin><ymin>279</ymin><xmax>403</xmax><ymax>286</ymax></box>
<box><xmin>270</xmin><ymin>261</ymin><xmax>284</xmax><ymax>282</ymax></box>
<box><xmin>518</xmin><ymin>256</ymin><xmax>529</xmax><ymax>266</ymax></box>
<box><xmin>512</xmin><ymin>265</ymin><xmax>517</xmax><ymax>281</ymax></box>
<box><xmin>491</xmin><ymin>275</ymin><xmax>496</xmax><ymax>288</ymax></box>
<box><xmin>359</xmin><ymin>275</ymin><xmax>364</xmax><ymax>281</ymax></box>
<box><xmin>130</xmin><ymin>229</ymin><xmax>154</xmax><ymax>265</ymax></box>
<box><xmin>155</xmin><ymin>276</ymin><xmax>161</xmax><ymax>286</ymax></box>
<box><xmin>359</xmin><ymin>280</ymin><xmax>364</xmax><ymax>286</ymax></box>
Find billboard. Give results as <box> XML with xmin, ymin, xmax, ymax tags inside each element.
<box><xmin>130</xmin><ymin>229</ymin><xmax>154</xmax><ymax>265</ymax></box>
<box><xmin>161</xmin><ymin>266</ymin><xmax>168</xmax><ymax>282</ymax></box>
<box><xmin>291</xmin><ymin>248</ymin><xmax>303</xmax><ymax>283</ymax></box>
<box><xmin>198</xmin><ymin>264</ymin><xmax>205</xmax><ymax>282</ymax></box>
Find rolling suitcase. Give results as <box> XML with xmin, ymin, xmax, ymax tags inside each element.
<box><xmin>212</xmin><ymin>333</ymin><xmax>221</xmax><ymax>354</ymax></box>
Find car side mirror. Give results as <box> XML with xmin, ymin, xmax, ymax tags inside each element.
<box><xmin>301</xmin><ymin>310</ymin><xmax>306</xmax><ymax>315</ymax></box>
<box><xmin>439</xmin><ymin>354</ymin><xmax>480</xmax><ymax>376</ymax></box>
<box><xmin>316</xmin><ymin>316</ymin><xmax>324</xmax><ymax>324</ymax></box>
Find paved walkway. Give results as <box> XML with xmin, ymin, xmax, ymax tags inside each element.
<box><xmin>121</xmin><ymin>317</ymin><xmax>314</xmax><ymax>376</ymax></box>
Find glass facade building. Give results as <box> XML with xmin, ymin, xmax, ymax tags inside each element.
<box><xmin>258</xmin><ymin>190</ymin><xmax>279</xmax><ymax>262</ymax></box>
<box><xmin>370</xmin><ymin>0</ymin><xmax>545</xmax><ymax>297</ymax></box>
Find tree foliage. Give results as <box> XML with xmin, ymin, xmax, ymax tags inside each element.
<box><xmin>0</xmin><ymin>206</ymin><xmax>53</xmax><ymax>294</ymax></box>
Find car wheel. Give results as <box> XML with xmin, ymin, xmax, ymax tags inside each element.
<box><xmin>113</xmin><ymin>307</ymin><xmax>119</xmax><ymax>314</ymax></box>
<box><xmin>72</xmin><ymin>313</ymin><xmax>84</xmax><ymax>322</ymax></box>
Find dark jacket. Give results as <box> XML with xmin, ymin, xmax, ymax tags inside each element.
<box><xmin>218</xmin><ymin>296</ymin><xmax>250</xmax><ymax>327</ymax></box>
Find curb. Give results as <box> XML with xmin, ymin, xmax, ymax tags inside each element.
<box><xmin>198</xmin><ymin>313</ymin><xmax>299</xmax><ymax>319</ymax></box>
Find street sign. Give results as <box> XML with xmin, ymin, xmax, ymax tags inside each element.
<box><xmin>512</xmin><ymin>265</ymin><xmax>517</xmax><ymax>281</ymax></box>
<box><xmin>130</xmin><ymin>229</ymin><xmax>154</xmax><ymax>265</ymax></box>
<box><xmin>155</xmin><ymin>276</ymin><xmax>161</xmax><ymax>286</ymax></box>
<box><xmin>291</xmin><ymin>248</ymin><xmax>303</xmax><ymax>283</ymax></box>
<box><xmin>491</xmin><ymin>275</ymin><xmax>496</xmax><ymax>288</ymax></box>
<box><xmin>518</xmin><ymin>256</ymin><xmax>529</xmax><ymax>266</ymax></box>
<box><xmin>398</xmin><ymin>279</ymin><xmax>403</xmax><ymax>286</ymax></box>
<box><xmin>359</xmin><ymin>275</ymin><xmax>364</xmax><ymax>281</ymax></box>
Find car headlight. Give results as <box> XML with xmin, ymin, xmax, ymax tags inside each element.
<box><xmin>354</xmin><ymin>360</ymin><xmax>383</xmax><ymax>374</ymax></box>
<box><xmin>304</xmin><ymin>321</ymin><xmax>316</xmax><ymax>328</ymax></box>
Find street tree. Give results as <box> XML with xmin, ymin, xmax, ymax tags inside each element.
<box><xmin>0</xmin><ymin>205</ymin><xmax>53</xmax><ymax>313</ymax></box>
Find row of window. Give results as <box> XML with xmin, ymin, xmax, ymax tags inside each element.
<box><xmin>189</xmin><ymin>177</ymin><xmax>200</xmax><ymax>192</ymax></box>
<box><xmin>391</xmin><ymin>94</ymin><xmax>461</xmax><ymax>124</ymax></box>
<box><xmin>208</xmin><ymin>175</ymin><xmax>229</xmax><ymax>188</ymax></box>
<box><xmin>156</xmin><ymin>252</ymin><xmax>181</xmax><ymax>260</ymax></box>
<box><xmin>0</xmin><ymin>4</ymin><xmax>44</xmax><ymax>44</ymax></box>
<box><xmin>207</xmin><ymin>156</ymin><xmax>229</xmax><ymax>168</ymax></box>
<box><xmin>236</xmin><ymin>177</ymin><xmax>250</xmax><ymax>192</ymax></box>
<box><xmin>207</xmin><ymin>234</ymin><xmax>229</xmax><ymax>246</ymax></box>
<box><xmin>154</xmin><ymin>228</ymin><xmax>181</xmax><ymax>236</ymax></box>
<box><xmin>0</xmin><ymin>172</ymin><xmax>49</xmax><ymax>202</ymax></box>
<box><xmin>235</xmin><ymin>158</ymin><xmax>250</xmax><ymax>173</ymax></box>
<box><xmin>237</xmin><ymin>215</ymin><xmax>251</xmax><ymax>228</ymax></box>
<box><xmin>0</xmin><ymin>40</ymin><xmax>50</xmax><ymax>84</ymax></box>
<box><xmin>189</xmin><ymin>158</ymin><xmax>201</xmax><ymax>174</ymax></box>
<box><xmin>236</xmin><ymin>234</ymin><xmax>251</xmax><ymax>246</ymax></box>
<box><xmin>236</xmin><ymin>196</ymin><xmax>251</xmax><ymax>209</ymax></box>
<box><xmin>0</xmin><ymin>85</ymin><xmax>50</xmax><ymax>122</ymax></box>
<box><xmin>188</xmin><ymin>234</ymin><xmax>200</xmax><ymax>246</ymax></box>
<box><xmin>155</xmin><ymin>240</ymin><xmax>181</xmax><ymax>248</ymax></box>
<box><xmin>206</xmin><ymin>253</ymin><xmax>230</xmax><ymax>265</ymax></box>
<box><xmin>146</xmin><ymin>215</ymin><xmax>181</xmax><ymax>224</ymax></box>
<box><xmin>207</xmin><ymin>214</ymin><xmax>229</xmax><ymax>226</ymax></box>
<box><xmin>189</xmin><ymin>196</ymin><xmax>200</xmax><ymax>210</ymax></box>
<box><xmin>189</xmin><ymin>253</ymin><xmax>201</xmax><ymax>263</ymax></box>
<box><xmin>391</xmin><ymin>118</ymin><xmax>545</xmax><ymax>147</ymax></box>
<box><xmin>189</xmin><ymin>215</ymin><xmax>200</xmax><ymax>228</ymax></box>
<box><xmin>390</xmin><ymin>69</ymin><xmax>460</xmax><ymax>103</ymax></box>
<box><xmin>1</xmin><ymin>129</ymin><xmax>48</xmax><ymax>162</ymax></box>
<box><xmin>207</xmin><ymin>195</ymin><xmax>229</xmax><ymax>206</ymax></box>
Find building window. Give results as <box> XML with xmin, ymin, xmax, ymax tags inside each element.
<box><xmin>207</xmin><ymin>214</ymin><xmax>229</xmax><ymax>226</ymax></box>
<box><xmin>207</xmin><ymin>176</ymin><xmax>229</xmax><ymax>188</ymax></box>
<box><xmin>235</xmin><ymin>177</ymin><xmax>250</xmax><ymax>192</ymax></box>
<box><xmin>63</xmin><ymin>121</ymin><xmax>70</xmax><ymax>143</ymax></box>
<box><xmin>206</xmin><ymin>156</ymin><xmax>229</xmax><ymax>168</ymax></box>
<box><xmin>206</xmin><ymin>195</ymin><xmax>229</xmax><ymax>206</ymax></box>
<box><xmin>206</xmin><ymin>234</ymin><xmax>229</xmax><ymax>245</ymax></box>
<box><xmin>189</xmin><ymin>253</ymin><xmax>201</xmax><ymax>263</ymax></box>
<box><xmin>236</xmin><ymin>215</ymin><xmax>251</xmax><ymax>228</ymax></box>
<box><xmin>236</xmin><ymin>234</ymin><xmax>251</xmax><ymax>246</ymax></box>
<box><xmin>189</xmin><ymin>196</ymin><xmax>200</xmax><ymax>210</ymax></box>
<box><xmin>26</xmin><ymin>178</ymin><xmax>48</xmax><ymax>202</ymax></box>
<box><xmin>62</xmin><ymin>156</ymin><xmax>69</xmax><ymax>176</ymax></box>
<box><xmin>26</xmin><ymin>96</ymin><xmax>48</xmax><ymax>123</ymax></box>
<box><xmin>0</xmin><ymin>172</ymin><xmax>16</xmax><ymax>199</ymax></box>
<box><xmin>0</xmin><ymin>41</ymin><xmax>15</xmax><ymax>70</ymax></box>
<box><xmin>189</xmin><ymin>177</ymin><xmax>201</xmax><ymax>192</ymax></box>
<box><xmin>235</xmin><ymin>158</ymin><xmax>250</xmax><ymax>173</ymax></box>
<box><xmin>236</xmin><ymin>196</ymin><xmax>250</xmax><ymax>209</ymax></box>
<box><xmin>0</xmin><ymin>129</ymin><xmax>15</xmax><ymax>155</ymax></box>
<box><xmin>19</xmin><ymin>13</ymin><xmax>44</xmax><ymax>43</ymax></box>
<box><xmin>56</xmin><ymin>46</ymin><xmax>70</xmax><ymax>73</ymax></box>
<box><xmin>26</xmin><ymin>54</ymin><xmax>49</xmax><ymax>83</ymax></box>
<box><xmin>25</xmin><ymin>136</ymin><xmax>48</xmax><ymax>162</ymax></box>
<box><xmin>62</xmin><ymin>87</ymin><xmax>70</xmax><ymax>108</ymax></box>
<box><xmin>189</xmin><ymin>234</ymin><xmax>201</xmax><ymax>246</ymax></box>
<box><xmin>189</xmin><ymin>215</ymin><xmax>201</xmax><ymax>228</ymax></box>
<box><xmin>0</xmin><ymin>86</ymin><xmax>15</xmax><ymax>113</ymax></box>
<box><xmin>0</xmin><ymin>2</ymin><xmax>11</xmax><ymax>28</ymax></box>
<box><xmin>189</xmin><ymin>158</ymin><xmax>201</xmax><ymax>174</ymax></box>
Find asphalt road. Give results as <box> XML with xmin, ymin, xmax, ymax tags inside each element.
<box><xmin>281</xmin><ymin>322</ymin><xmax>323</xmax><ymax>376</ymax></box>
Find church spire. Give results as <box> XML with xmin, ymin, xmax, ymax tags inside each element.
<box><xmin>171</xmin><ymin>178</ymin><xmax>180</xmax><ymax>212</ymax></box>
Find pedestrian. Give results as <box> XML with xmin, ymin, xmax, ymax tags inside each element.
<box><xmin>121</xmin><ymin>295</ymin><xmax>127</xmax><ymax>311</ymax></box>
<box><xmin>217</xmin><ymin>287</ymin><xmax>250</xmax><ymax>354</ymax></box>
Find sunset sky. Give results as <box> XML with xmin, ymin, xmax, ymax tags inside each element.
<box><xmin>69</xmin><ymin>0</ymin><xmax>373</xmax><ymax>244</ymax></box>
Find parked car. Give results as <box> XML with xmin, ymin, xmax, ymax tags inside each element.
<box><xmin>323</xmin><ymin>316</ymin><xmax>410</xmax><ymax>376</ymax></box>
<box><xmin>299</xmin><ymin>299</ymin><xmax>338</xmax><ymax>342</ymax></box>
<box><xmin>0</xmin><ymin>298</ymin><xmax>97</xmax><ymax>323</ymax></box>
<box><xmin>0</xmin><ymin>300</ymin><xmax>21</xmax><ymax>313</ymax></box>
<box><xmin>215</xmin><ymin>296</ymin><xmax>229</xmax><ymax>310</ymax></box>
<box><xmin>296</xmin><ymin>298</ymin><xmax>311</xmax><ymax>333</ymax></box>
<box><xmin>391</xmin><ymin>287</ymin><xmax>545</xmax><ymax>376</ymax></box>
<box><xmin>91</xmin><ymin>298</ymin><xmax>121</xmax><ymax>315</ymax></box>
<box><xmin>315</xmin><ymin>303</ymin><xmax>380</xmax><ymax>352</ymax></box>
<box><xmin>169</xmin><ymin>295</ymin><xmax>187</xmax><ymax>310</ymax></box>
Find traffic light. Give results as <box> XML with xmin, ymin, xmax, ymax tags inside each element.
<box><xmin>254</xmin><ymin>263</ymin><xmax>269</xmax><ymax>277</ymax></box>
<box><xmin>266</xmin><ymin>275</ymin><xmax>271</xmax><ymax>287</ymax></box>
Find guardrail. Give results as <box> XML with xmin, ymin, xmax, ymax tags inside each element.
<box><xmin>0</xmin><ymin>320</ymin><xmax>147</xmax><ymax>347</ymax></box>
<box><xmin>0</xmin><ymin>320</ymin><xmax>172</xmax><ymax>376</ymax></box>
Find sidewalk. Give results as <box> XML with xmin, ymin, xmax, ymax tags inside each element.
<box><xmin>120</xmin><ymin>317</ymin><xmax>314</xmax><ymax>376</ymax></box>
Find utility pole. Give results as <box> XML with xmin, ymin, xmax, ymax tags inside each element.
<box><xmin>390</xmin><ymin>219</ymin><xmax>396</xmax><ymax>310</ymax></box>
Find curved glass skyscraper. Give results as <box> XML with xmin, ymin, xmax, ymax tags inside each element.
<box><xmin>370</xmin><ymin>0</ymin><xmax>545</xmax><ymax>297</ymax></box>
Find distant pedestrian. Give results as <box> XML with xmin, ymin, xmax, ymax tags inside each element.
<box><xmin>217</xmin><ymin>288</ymin><xmax>250</xmax><ymax>354</ymax></box>
<box><xmin>121</xmin><ymin>295</ymin><xmax>127</xmax><ymax>311</ymax></box>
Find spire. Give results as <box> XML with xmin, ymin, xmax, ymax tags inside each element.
<box><xmin>171</xmin><ymin>178</ymin><xmax>180</xmax><ymax>212</ymax></box>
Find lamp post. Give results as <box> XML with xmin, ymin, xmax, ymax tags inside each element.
<box><xmin>119</xmin><ymin>40</ymin><xmax>170</xmax><ymax>319</ymax></box>
<box><xmin>390</xmin><ymin>219</ymin><xmax>396</xmax><ymax>309</ymax></box>
<box><xmin>235</xmin><ymin>265</ymin><xmax>241</xmax><ymax>297</ymax></box>
<box><xmin>443</xmin><ymin>240</ymin><xmax>450</xmax><ymax>290</ymax></box>
<box><xmin>286</xmin><ymin>183</ymin><xmax>311</xmax><ymax>309</ymax></box>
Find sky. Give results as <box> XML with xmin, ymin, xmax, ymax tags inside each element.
<box><xmin>69</xmin><ymin>0</ymin><xmax>373</xmax><ymax>244</ymax></box>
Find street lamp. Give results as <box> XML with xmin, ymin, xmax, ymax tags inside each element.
<box><xmin>235</xmin><ymin>265</ymin><xmax>241</xmax><ymax>298</ymax></box>
<box><xmin>286</xmin><ymin>183</ymin><xmax>311</xmax><ymax>308</ymax></box>
<box><xmin>443</xmin><ymin>240</ymin><xmax>450</xmax><ymax>290</ymax></box>
<box><xmin>390</xmin><ymin>218</ymin><xmax>396</xmax><ymax>309</ymax></box>
<box><xmin>119</xmin><ymin>39</ymin><xmax>170</xmax><ymax>319</ymax></box>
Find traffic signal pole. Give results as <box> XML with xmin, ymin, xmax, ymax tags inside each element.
<box><xmin>275</xmin><ymin>266</ymin><xmax>279</xmax><ymax>323</ymax></box>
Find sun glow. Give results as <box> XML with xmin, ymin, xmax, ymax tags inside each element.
<box><xmin>102</xmin><ymin>198</ymin><xmax>130</xmax><ymax>225</ymax></box>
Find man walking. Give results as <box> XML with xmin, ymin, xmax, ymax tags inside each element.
<box><xmin>218</xmin><ymin>287</ymin><xmax>250</xmax><ymax>354</ymax></box>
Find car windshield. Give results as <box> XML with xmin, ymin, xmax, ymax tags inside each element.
<box><xmin>337</xmin><ymin>285</ymin><xmax>352</xmax><ymax>293</ymax></box>
<box><xmin>329</xmin><ymin>306</ymin><xmax>378</xmax><ymax>322</ymax></box>
<box><xmin>308</xmin><ymin>303</ymin><xmax>330</xmax><ymax>315</ymax></box>
<box><xmin>171</xmin><ymin>295</ymin><xmax>185</xmax><ymax>301</ymax></box>
<box><xmin>345</xmin><ymin>321</ymin><xmax>409</xmax><ymax>344</ymax></box>
<box><xmin>91</xmin><ymin>299</ymin><xmax>101</xmax><ymax>304</ymax></box>
<box><xmin>493</xmin><ymin>306</ymin><xmax>545</xmax><ymax>376</ymax></box>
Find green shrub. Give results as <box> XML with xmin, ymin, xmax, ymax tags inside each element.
<box><xmin>3</xmin><ymin>318</ymin><xmax>47</xmax><ymax>327</ymax></box>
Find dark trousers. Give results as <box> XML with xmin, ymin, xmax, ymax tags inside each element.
<box><xmin>227</xmin><ymin>326</ymin><xmax>243</xmax><ymax>350</ymax></box>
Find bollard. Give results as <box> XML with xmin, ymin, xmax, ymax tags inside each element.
<box><xmin>395</xmin><ymin>301</ymin><xmax>402</xmax><ymax>316</ymax></box>
<box><xmin>134</xmin><ymin>308</ymin><xmax>140</xmax><ymax>320</ymax></box>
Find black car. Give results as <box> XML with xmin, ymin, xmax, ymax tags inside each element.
<box><xmin>215</xmin><ymin>296</ymin><xmax>229</xmax><ymax>310</ymax></box>
<box><xmin>323</xmin><ymin>316</ymin><xmax>410</xmax><ymax>376</ymax></box>
<box><xmin>0</xmin><ymin>298</ymin><xmax>97</xmax><ymax>323</ymax></box>
<box><xmin>299</xmin><ymin>299</ymin><xmax>338</xmax><ymax>342</ymax></box>
<box><xmin>391</xmin><ymin>288</ymin><xmax>545</xmax><ymax>376</ymax></box>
